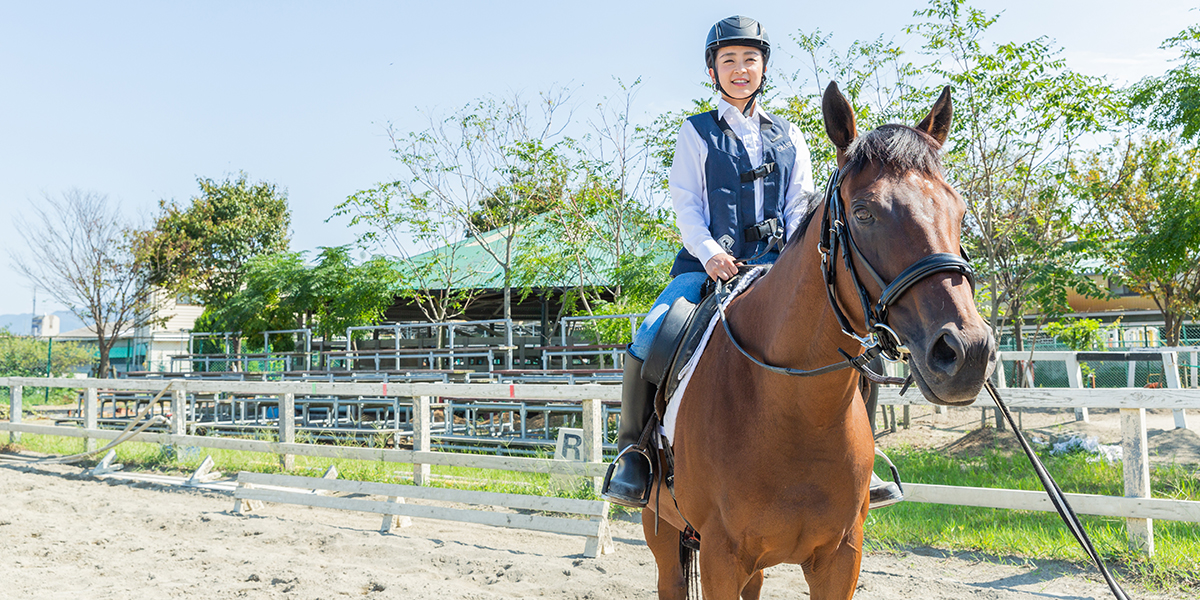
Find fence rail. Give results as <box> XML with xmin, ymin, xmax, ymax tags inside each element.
<box><xmin>5</xmin><ymin>364</ymin><xmax>1200</xmax><ymax>558</ymax></box>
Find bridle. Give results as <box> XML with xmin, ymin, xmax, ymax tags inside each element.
<box><xmin>715</xmin><ymin>164</ymin><xmax>975</xmax><ymax>382</ymax></box>
<box><xmin>716</xmin><ymin>158</ymin><xmax>1132</xmax><ymax>600</ymax></box>
<box><xmin>818</xmin><ymin>166</ymin><xmax>975</xmax><ymax>361</ymax></box>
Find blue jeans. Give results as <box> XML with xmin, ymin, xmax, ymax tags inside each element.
<box><xmin>628</xmin><ymin>252</ymin><xmax>779</xmax><ymax>361</ymax></box>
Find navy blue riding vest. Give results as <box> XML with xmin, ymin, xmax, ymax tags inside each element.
<box><xmin>669</xmin><ymin>109</ymin><xmax>797</xmax><ymax>277</ymax></box>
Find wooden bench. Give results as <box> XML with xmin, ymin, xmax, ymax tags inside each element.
<box><xmin>232</xmin><ymin>471</ymin><xmax>614</xmax><ymax>557</ymax></box>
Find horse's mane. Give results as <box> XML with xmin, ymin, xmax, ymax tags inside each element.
<box><xmin>843</xmin><ymin>124</ymin><xmax>943</xmax><ymax>179</ymax></box>
<box><xmin>783</xmin><ymin>124</ymin><xmax>942</xmax><ymax>252</ymax></box>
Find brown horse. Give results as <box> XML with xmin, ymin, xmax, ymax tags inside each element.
<box><xmin>642</xmin><ymin>82</ymin><xmax>997</xmax><ymax>600</ymax></box>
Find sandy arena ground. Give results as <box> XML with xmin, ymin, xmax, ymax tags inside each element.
<box><xmin>1</xmin><ymin>405</ymin><xmax>1197</xmax><ymax>599</ymax></box>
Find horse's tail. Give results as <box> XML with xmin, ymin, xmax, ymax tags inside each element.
<box><xmin>679</xmin><ymin>532</ymin><xmax>701</xmax><ymax>599</ymax></box>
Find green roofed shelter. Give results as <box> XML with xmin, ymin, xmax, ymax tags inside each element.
<box><xmin>383</xmin><ymin>214</ymin><xmax>675</xmax><ymax>322</ymax></box>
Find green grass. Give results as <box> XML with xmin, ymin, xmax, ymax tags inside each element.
<box><xmin>4</xmin><ymin>431</ymin><xmax>1196</xmax><ymax>592</ymax></box>
<box><xmin>3</xmin><ymin>432</ymin><xmax>602</xmax><ymax>503</ymax></box>
<box><xmin>868</xmin><ymin>444</ymin><xmax>1200</xmax><ymax>592</ymax></box>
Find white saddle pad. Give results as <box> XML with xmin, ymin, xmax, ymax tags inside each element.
<box><xmin>660</xmin><ymin>266</ymin><xmax>769</xmax><ymax>446</ymax></box>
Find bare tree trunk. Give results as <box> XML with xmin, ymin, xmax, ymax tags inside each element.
<box><xmin>97</xmin><ymin>337</ymin><xmax>111</xmax><ymax>379</ymax></box>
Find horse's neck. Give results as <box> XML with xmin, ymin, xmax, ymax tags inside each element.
<box><xmin>728</xmin><ymin>218</ymin><xmax>863</xmax><ymax>419</ymax></box>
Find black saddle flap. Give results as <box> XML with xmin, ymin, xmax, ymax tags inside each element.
<box><xmin>641</xmin><ymin>296</ymin><xmax>696</xmax><ymax>386</ymax></box>
<box><xmin>662</xmin><ymin>292</ymin><xmax>721</xmax><ymax>402</ymax></box>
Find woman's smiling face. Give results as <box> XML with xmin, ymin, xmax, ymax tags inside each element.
<box><xmin>709</xmin><ymin>45</ymin><xmax>763</xmax><ymax>100</ymax></box>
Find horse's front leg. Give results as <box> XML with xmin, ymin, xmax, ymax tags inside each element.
<box><xmin>642</xmin><ymin>508</ymin><xmax>687</xmax><ymax>600</ymax></box>
<box><xmin>698</xmin><ymin>533</ymin><xmax>758</xmax><ymax>600</ymax></box>
<box><xmin>801</xmin><ymin>526</ymin><xmax>864</xmax><ymax>600</ymax></box>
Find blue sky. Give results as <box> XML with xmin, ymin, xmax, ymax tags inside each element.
<box><xmin>1</xmin><ymin>0</ymin><xmax>1195</xmax><ymax>317</ymax></box>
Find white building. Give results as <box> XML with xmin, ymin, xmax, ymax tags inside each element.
<box><xmin>134</xmin><ymin>289</ymin><xmax>204</xmax><ymax>372</ymax></box>
<box><xmin>31</xmin><ymin>314</ymin><xmax>60</xmax><ymax>337</ymax></box>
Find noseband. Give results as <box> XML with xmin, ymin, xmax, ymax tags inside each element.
<box><xmin>818</xmin><ymin>167</ymin><xmax>975</xmax><ymax>361</ymax></box>
<box><xmin>715</xmin><ymin>165</ymin><xmax>975</xmax><ymax>382</ymax></box>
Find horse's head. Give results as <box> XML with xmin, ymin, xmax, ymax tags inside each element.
<box><xmin>820</xmin><ymin>82</ymin><xmax>996</xmax><ymax>406</ymax></box>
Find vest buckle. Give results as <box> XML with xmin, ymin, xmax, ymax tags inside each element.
<box><xmin>739</xmin><ymin>161</ymin><xmax>776</xmax><ymax>183</ymax></box>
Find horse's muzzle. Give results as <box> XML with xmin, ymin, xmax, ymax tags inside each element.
<box><xmin>908</xmin><ymin>324</ymin><xmax>996</xmax><ymax>406</ymax></box>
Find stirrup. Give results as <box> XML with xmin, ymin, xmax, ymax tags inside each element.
<box><xmin>601</xmin><ymin>445</ymin><xmax>654</xmax><ymax>508</ymax></box>
<box><xmin>869</xmin><ymin>447</ymin><xmax>904</xmax><ymax>509</ymax></box>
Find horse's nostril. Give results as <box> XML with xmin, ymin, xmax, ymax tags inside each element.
<box><xmin>929</xmin><ymin>332</ymin><xmax>961</xmax><ymax>375</ymax></box>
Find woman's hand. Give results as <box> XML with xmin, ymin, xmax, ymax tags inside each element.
<box><xmin>705</xmin><ymin>253</ymin><xmax>740</xmax><ymax>281</ymax></box>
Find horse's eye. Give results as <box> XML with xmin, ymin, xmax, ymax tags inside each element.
<box><xmin>853</xmin><ymin>207</ymin><xmax>872</xmax><ymax>222</ymax></box>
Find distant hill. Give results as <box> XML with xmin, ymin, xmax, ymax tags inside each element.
<box><xmin>0</xmin><ymin>311</ymin><xmax>86</xmax><ymax>336</ymax></box>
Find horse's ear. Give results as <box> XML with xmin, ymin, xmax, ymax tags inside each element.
<box><xmin>915</xmin><ymin>86</ymin><xmax>953</xmax><ymax>146</ymax></box>
<box><xmin>822</xmin><ymin>81</ymin><xmax>857</xmax><ymax>154</ymax></box>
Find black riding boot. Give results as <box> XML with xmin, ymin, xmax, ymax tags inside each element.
<box><xmin>865</xmin><ymin>358</ymin><xmax>904</xmax><ymax>509</ymax></box>
<box><xmin>601</xmin><ymin>355</ymin><xmax>656</xmax><ymax>508</ymax></box>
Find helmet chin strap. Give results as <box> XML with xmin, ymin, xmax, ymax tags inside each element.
<box><xmin>715</xmin><ymin>76</ymin><xmax>764</xmax><ymax>117</ymax></box>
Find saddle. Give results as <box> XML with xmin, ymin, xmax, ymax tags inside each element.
<box><xmin>640</xmin><ymin>267</ymin><xmax>767</xmax><ymax>419</ymax></box>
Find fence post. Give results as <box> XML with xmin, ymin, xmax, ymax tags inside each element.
<box><xmin>279</xmin><ymin>392</ymin><xmax>295</xmax><ymax>470</ymax></box>
<box><xmin>1121</xmin><ymin>407</ymin><xmax>1154</xmax><ymax>556</ymax></box>
<box><xmin>9</xmin><ymin>385</ymin><xmax>21</xmax><ymax>443</ymax></box>
<box><xmin>581</xmin><ymin>398</ymin><xmax>603</xmax><ymax>493</ymax></box>
<box><xmin>1191</xmin><ymin>350</ymin><xmax>1198</xmax><ymax>389</ymax></box>
<box><xmin>1163</xmin><ymin>352</ymin><xmax>1187</xmax><ymax>429</ymax></box>
<box><xmin>1065</xmin><ymin>353</ymin><xmax>1088</xmax><ymax>423</ymax></box>
<box><xmin>412</xmin><ymin>396</ymin><xmax>431</xmax><ymax>485</ymax></box>
<box><xmin>170</xmin><ymin>384</ymin><xmax>187</xmax><ymax>436</ymax></box>
<box><xmin>84</xmin><ymin>386</ymin><xmax>98</xmax><ymax>453</ymax></box>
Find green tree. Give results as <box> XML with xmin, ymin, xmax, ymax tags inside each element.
<box><xmin>514</xmin><ymin>80</ymin><xmax>677</xmax><ymax>337</ymax></box>
<box><xmin>204</xmin><ymin>247</ymin><xmax>397</xmax><ymax>349</ymax></box>
<box><xmin>781</xmin><ymin>29</ymin><xmax>932</xmax><ymax>178</ymax></box>
<box><xmin>908</xmin><ymin>0</ymin><xmax>1116</xmax><ymax>352</ymax></box>
<box><xmin>0</xmin><ymin>327</ymin><xmax>95</xmax><ymax>404</ymax></box>
<box><xmin>642</xmin><ymin>97</ymin><xmax>716</xmax><ymax>193</ymax></box>
<box><xmin>0</xmin><ymin>331</ymin><xmax>94</xmax><ymax>376</ymax></box>
<box><xmin>1044</xmin><ymin>318</ymin><xmax>1109</xmax><ymax>352</ymax></box>
<box><xmin>334</xmin><ymin>181</ymin><xmax>482</xmax><ymax>323</ymax></box>
<box><xmin>357</xmin><ymin>91</ymin><xmax>573</xmax><ymax>330</ymax></box>
<box><xmin>1073</xmin><ymin>135</ymin><xmax>1200</xmax><ymax>346</ymax></box>
<box><xmin>143</xmin><ymin>172</ymin><xmax>291</xmax><ymax>308</ymax></box>
<box><xmin>1129</xmin><ymin>24</ymin><xmax>1200</xmax><ymax>140</ymax></box>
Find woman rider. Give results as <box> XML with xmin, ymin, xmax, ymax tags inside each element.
<box><xmin>601</xmin><ymin>15</ymin><xmax>903</xmax><ymax>511</ymax></box>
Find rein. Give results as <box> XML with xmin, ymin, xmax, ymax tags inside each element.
<box><xmin>713</xmin><ymin>166</ymin><xmax>1130</xmax><ymax>599</ymax></box>
<box><xmin>985</xmin><ymin>381</ymin><xmax>1130</xmax><ymax>600</ymax></box>
<box><xmin>818</xmin><ymin>168</ymin><xmax>974</xmax><ymax>360</ymax></box>
<box><xmin>714</xmin><ymin>165</ymin><xmax>973</xmax><ymax>385</ymax></box>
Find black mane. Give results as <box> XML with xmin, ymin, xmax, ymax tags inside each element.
<box><xmin>783</xmin><ymin>124</ymin><xmax>943</xmax><ymax>251</ymax></box>
<box><xmin>843</xmin><ymin>124</ymin><xmax>943</xmax><ymax>178</ymax></box>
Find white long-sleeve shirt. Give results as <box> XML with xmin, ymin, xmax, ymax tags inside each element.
<box><xmin>669</xmin><ymin>98</ymin><xmax>816</xmax><ymax>268</ymax></box>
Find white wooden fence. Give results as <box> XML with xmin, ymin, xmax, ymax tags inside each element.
<box><xmin>4</xmin><ymin>362</ymin><xmax>1200</xmax><ymax>557</ymax></box>
<box><xmin>232</xmin><ymin>471</ymin><xmax>613</xmax><ymax>557</ymax></box>
<box><xmin>878</xmin><ymin>349</ymin><xmax>1200</xmax><ymax>556</ymax></box>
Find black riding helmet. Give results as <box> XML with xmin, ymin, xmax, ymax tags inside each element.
<box><xmin>705</xmin><ymin>16</ymin><xmax>771</xmax><ymax>116</ymax></box>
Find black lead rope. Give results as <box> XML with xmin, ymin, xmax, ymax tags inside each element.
<box><xmin>984</xmin><ymin>380</ymin><xmax>1131</xmax><ymax>600</ymax></box>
